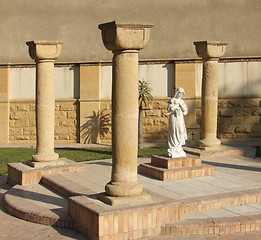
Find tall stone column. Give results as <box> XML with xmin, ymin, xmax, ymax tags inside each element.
<box><xmin>98</xmin><ymin>22</ymin><xmax>153</xmax><ymax>198</ymax></box>
<box><xmin>194</xmin><ymin>41</ymin><xmax>227</xmax><ymax>148</ymax></box>
<box><xmin>26</xmin><ymin>41</ymin><xmax>62</xmax><ymax>167</ymax></box>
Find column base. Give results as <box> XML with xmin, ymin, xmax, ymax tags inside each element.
<box><xmin>199</xmin><ymin>137</ymin><xmax>221</xmax><ymax>149</ymax></box>
<box><xmin>27</xmin><ymin>159</ymin><xmax>67</xmax><ymax>168</ymax></box>
<box><xmin>105</xmin><ymin>181</ymin><xmax>143</xmax><ymax>197</ymax></box>
<box><xmin>32</xmin><ymin>152</ymin><xmax>59</xmax><ymax>162</ymax></box>
<box><xmin>98</xmin><ymin>191</ymin><xmax>151</xmax><ymax>206</ymax></box>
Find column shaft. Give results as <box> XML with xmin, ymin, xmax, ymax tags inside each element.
<box><xmin>200</xmin><ymin>60</ymin><xmax>220</xmax><ymax>145</ymax></box>
<box><xmin>194</xmin><ymin>41</ymin><xmax>227</xmax><ymax>148</ymax></box>
<box><xmin>111</xmin><ymin>51</ymin><xmax>139</xmax><ymax>183</ymax></box>
<box><xmin>26</xmin><ymin>40</ymin><xmax>62</xmax><ymax>164</ymax></box>
<box><xmin>106</xmin><ymin>50</ymin><xmax>142</xmax><ymax>197</ymax></box>
<box><xmin>98</xmin><ymin>21</ymin><xmax>153</xmax><ymax>198</ymax></box>
<box><xmin>33</xmin><ymin>60</ymin><xmax>58</xmax><ymax>161</ymax></box>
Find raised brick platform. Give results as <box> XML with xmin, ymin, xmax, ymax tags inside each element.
<box><xmin>139</xmin><ymin>154</ymin><xmax>215</xmax><ymax>181</ymax></box>
<box><xmin>7</xmin><ymin>158</ymin><xmax>86</xmax><ymax>186</ymax></box>
<box><xmin>4</xmin><ymin>149</ymin><xmax>261</xmax><ymax>240</ymax></box>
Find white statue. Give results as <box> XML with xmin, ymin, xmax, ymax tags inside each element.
<box><xmin>167</xmin><ymin>87</ymin><xmax>188</xmax><ymax>158</ymax></box>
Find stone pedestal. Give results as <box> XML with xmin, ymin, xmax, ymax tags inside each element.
<box><xmin>98</xmin><ymin>21</ymin><xmax>153</xmax><ymax>199</ymax></box>
<box><xmin>26</xmin><ymin>41</ymin><xmax>62</xmax><ymax>167</ymax></box>
<box><xmin>139</xmin><ymin>154</ymin><xmax>214</xmax><ymax>181</ymax></box>
<box><xmin>194</xmin><ymin>41</ymin><xmax>227</xmax><ymax>148</ymax></box>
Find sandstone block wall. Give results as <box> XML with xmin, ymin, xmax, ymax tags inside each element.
<box><xmin>217</xmin><ymin>98</ymin><xmax>261</xmax><ymax>139</ymax></box>
<box><xmin>99</xmin><ymin>97</ymin><xmax>261</xmax><ymax>144</ymax></box>
<box><xmin>9</xmin><ymin>100</ymin><xmax>78</xmax><ymax>142</ymax></box>
<box><xmin>99</xmin><ymin>101</ymin><xmax>112</xmax><ymax>143</ymax></box>
<box><xmin>8</xmin><ymin>97</ymin><xmax>261</xmax><ymax>144</ymax></box>
<box><xmin>142</xmin><ymin>100</ymin><xmax>169</xmax><ymax>142</ymax></box>
<box><xmin>98</xmin><ymin>100</ymin><xmax>169</xmax><ymax>143</ymax></box>
<box><xmin>195</xmin><ymin>98</ymin><xmax>261</xmax><ymax>140</ymax></box>
<box><xmin>55</xmin><ymin>101</ymin><xmax>79</xmax><ymax>141</ymax></box>
<box><xmin>9</xmin><ymin>102</ymin><xmax>36</xmax><ymax>141</ymax></box>
<box><xmin>99</xmin><ymin>99</ymin><xmax>198</xmax><ymax>145</ymax></box>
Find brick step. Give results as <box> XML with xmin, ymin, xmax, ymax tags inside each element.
<box><xmin>183</xmin><ymin>146</ymin><xmax>246</xmax><ymax>158</ymax></box>
<box><xmin>151</xmin><ymin>154</ymin><xmax>201</xmax><ymax>169</ymax></box>
<box><xmin>162</xmin><ymin>189</ymin><xmax>261</xmax><ymax>236</ymax></box>
<box><xmin>7</xmin><ymin>158</ymin><xmax>86</xmax><ymax>186</ymax></box>
<box><xmin>41</xmin><ymin>174</ymin><xmax>95</xmax><ymax>198</ymax></box>
<box><xmin>162</xmin><ymin>214</ymin><xmax>261</xmax><ymax>236</ymax></box>
<box><xmin>4</xmin><ymin>184</ymin><xmax>75</xmax><ymax>228</ymax></box>
<box><xmin>139</xmin><ymin>163</ymin><xmax>214</xmax><ymax>181</ymax></box>
<box><xmin>182</xmin><ymin>188</ymin><xmax>261</xmax><ymax>216</ymax></box>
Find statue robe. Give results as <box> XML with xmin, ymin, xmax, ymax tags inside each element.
<box><xmin>167</xmin><ymin>98</ymin><xmax>188</xmax><ymax>158</ymax></box>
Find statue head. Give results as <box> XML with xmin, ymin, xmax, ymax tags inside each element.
<box><xmin>174</xmin><ymin>87</ymin><xmax>185</xmax><ymax>98</ymax></box>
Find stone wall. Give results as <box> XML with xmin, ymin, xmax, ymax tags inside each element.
<box><xmin>9</xmin><ymin>102</ymin><xmax>36</xmax><ymax>141</ymax></box>
<box><xmin>99</xmin><ymin>99</ymin><xmax>199</xmax><ymax>145</ymax></box>
<box><xmin>217</xmin><ymin>98</ymin><xmax>261</xmax><ymax>139</ymax></box>
<box><xmin>99</xmin><ymin>97</ymin><xmax>261</xmax><ymax>144</ymax></box>
<box><xmin>99</xmin><ymin>101</ymin><xmax>112</xmax><ymax>143</ymax></box>
<box><xmin>9</xmin><ymin>97</ymin><xmax>261</xmax><ymax>144</ymax></box>
<box><xmin>9</xmin><ymin>100</ymin><xmax>78</xmax><ymax>142</ymax></box>
<box><xmin>55</xmin><ymin>101</ymin><xmax>79</xmax><ymax>141</ymax></box>
<box><xmin>142</xmin><ymin>100</ymin><xmax>169</xmax><ymax>142</ymax></box>
<box><xmin>98</xmin><ymin>100</ymin><xmax>169</xmax><ymax>143</ymax></box>
<box><xmin>195</xmin><ymin>98</ymin><xmax>261</xmax><ymax>140</ymax></box>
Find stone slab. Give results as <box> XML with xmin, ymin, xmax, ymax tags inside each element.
<box><xmin>7</xmin><ymin>158</ymin><xmax>86</xmax><ymax>186</ymax></box>
<box><xmin>184</xmin><ymin>145</ymin><xmax>246</xmax><ymax>158</ymax></box>
<box><xmin>139</xmin><ymin>163</ymin><xmax>215</xmax><ymax>181</ymax></box>
<box><xmin>151</xmin><ymin>154</ymin><xmax>201</xmax><ymax>169</ymax></box>
<box><xmin>41</xmin><ymin>174</ymin><xmax>95</xmax><ymax>197</ymax></box>
<box><xmin>4</xmin><ymin>184</ymin><xmax>74</xmax><ymax>228</ymax></box>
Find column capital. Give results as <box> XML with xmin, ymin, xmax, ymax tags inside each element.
<box><xmin>26</xmin><ymin>40</ymin><xmax>63</xmax><ymax>61</ymax></box>
<box><xmin>194</xmin><ymin>41</ymin><xmax>227</xmax><ymax>60</ymax></box>
<box><xmin>98</xmin><ymin>21</ymin><xmax>153</xmax><ymax>51</ymax></box>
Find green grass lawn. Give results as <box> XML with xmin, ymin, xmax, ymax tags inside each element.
<box><xmin>0</xmin><ymin>147</ymin><xmax>167</xmax><ymax>176</ymax></box>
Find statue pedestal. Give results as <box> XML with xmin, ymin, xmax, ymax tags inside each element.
<box><xmin>139</xmin><ymin>153</ymin><xmax>214</xmax><ymax>181</ymax></box>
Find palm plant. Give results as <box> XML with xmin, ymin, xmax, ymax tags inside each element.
<box><xmin>138</xmin><ymin>80</ymin><xmax>154</xmax><ymax>149</ymax></box>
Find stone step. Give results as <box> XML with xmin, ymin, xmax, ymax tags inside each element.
<box><xmin>162</xmin><ymin>189</ymin><xmax>261</xmax><ymax>236</ymax></box>
<box><xmin>182</xmin><ymin>188</ymin><xmax>261</xmax><ymax>215</ymax></box>
<box><xmin>151</xmin><ymin>154</ymin><xmax>201</xmax><ymax>169</ymax></box>
<box><xmin>41</xmin><ymin>173</ymin><xmax>95</xmax><ymax>198</ymax></box>
<box><xmin>183</xmin><ymin>146</ymin><xmax>246</xmax><ymax>158</ymax></box>
<box><xmin>139</xmin><ymin>163</ymin><xmax>214</xmax><ymax>181</ymax></box>
<box><xmin>7</xmin><ymin>158</ymin><xmax>86</xmax><ymax>186</ymax></box>
<box><xmin>4</xmin><ymin>184</ymin><xmax>74</xmax><ymax>228</ymax></box>
<box><xmin>162</xmin><ymin>213</ymin><xmax>261</xmax><ymax>236</ymax></box>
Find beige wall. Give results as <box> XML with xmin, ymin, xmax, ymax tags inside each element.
<box><xmin>4</xmin><ymin>59</ymin><xmax>261</xmax><ymax>144</ymax></box>
<box><xmin>9</xmin><ymin>66</ymin><xmax>79</xmax><ymax>100</ymax></box>
<box><xmin>1</xmin><ymin>0</ymin><xmax>261</xmax><ymax>64</ymax></box>
<box><xmin>0</xmin><ymin>68</ymin><xmax>9</xmax><ymax>143</ymax></box>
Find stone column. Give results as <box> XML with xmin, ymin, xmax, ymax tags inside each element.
<box><xmin>194</xmin><ymin>41</ymin><xmax>227</xmax><ymax>148</ymax></box>
<box><xmin>26</xmin><ymin>41</ymin><xmax>62</xmax><ymax>167</ymax></box>
<box><xmin>98</xmin><ymin>22</ymin><xmax>153</xmax><ymax>198</ymax></box>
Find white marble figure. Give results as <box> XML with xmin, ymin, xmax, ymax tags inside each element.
<box><xmin>167</xmin><ymin>87</ymin><xmax>188</xmax><ymax>158</ymax></box>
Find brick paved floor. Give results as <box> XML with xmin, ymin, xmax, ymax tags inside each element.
<box><xmin>1</xmin><ymin>146</ymin><xmax>261</xmax><ymax>239</ymax></box>
<box><xmin>2</xmin><ymin>177</ymin><xmax>261</xmax><ymax>240</ymax></box>
<box><xmin>0</xmin><ymin>175</ymin><xmax>87</xmax><ymax>240</ymax></box>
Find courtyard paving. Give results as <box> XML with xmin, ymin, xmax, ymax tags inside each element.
<box><xmin>0</xmin><ymin>143</ymin><xmax>261</xmax><ymax>239</ymax></box>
